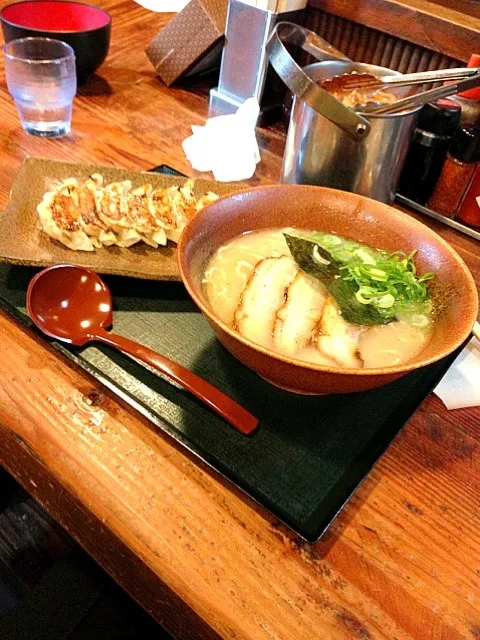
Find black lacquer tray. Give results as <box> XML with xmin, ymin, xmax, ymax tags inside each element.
<box><xmin>0</xmin><ymin>165</ymin><xmax>459</xmax><ymax>543</ymax></box>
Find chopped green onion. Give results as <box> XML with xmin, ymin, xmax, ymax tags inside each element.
<box><xmin>312</xmin><ymin>245</ymin><xmax>330</xmax><ymax>266</ymax></box>
<box><xmin>321</xmin><ymin>234</ymin><xmax>342</xmax><ymax>247</ymax></box>
<box><xmin>305</xmin><ymin>231</ymin><xmax>435</xmax><ymax>321</ymax></box>
<box><xmin>368</xmin><ymin>268</ymin><xmax>388</xmax><ymax>281</ymax></box>
<box><xmin>354</xmin><ymin>248</ymin><xmax>376</xmax><ymax>264</ymax></box>
<box><xmin>355</xmin><ymin>286</ymin><xmax>377</xmax><ymax>304</ymax></box>
<box><xmin>376</xmin><ymin>294</ymin><xmax>396</xmax><ymax>308</ymax></box>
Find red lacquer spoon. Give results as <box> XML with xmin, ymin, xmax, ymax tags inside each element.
<box><xmin>26</xmin><ymin>265</ymin><xmax>259</xmax><ymax>435</ymax></box>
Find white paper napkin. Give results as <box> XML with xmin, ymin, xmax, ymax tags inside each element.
<box><xmin>182</xmin><ymin>97</ymin><xmax>261</xmax><ymax>182</ymax></box>
<box><xmin>434</xmin><ymin>336</ymin><xmax>480</xmax><ymax>409</ymax></box>
<box><xmin>132</xmin><ymin>0</ymin><xmax>190</xmax><ymax>12</ymax></box>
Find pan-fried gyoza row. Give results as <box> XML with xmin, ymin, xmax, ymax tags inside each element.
<box><xmin>37</xmin><ymin>174</ymin><xmax>219</xmax><ymax>251</ymax></box>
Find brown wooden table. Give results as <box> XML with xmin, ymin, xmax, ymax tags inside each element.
<box><xmin>312</xmin><ymin>0</ymin><xmax>480</xmax><ymax>61</ymax></box>
<box><xmin>0</xmin><ymin>2</ymin><xmax>479</xmax><ymax>638</ymax></box>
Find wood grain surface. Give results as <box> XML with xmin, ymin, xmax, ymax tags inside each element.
<box><xmin>0</xmin><ymin>2</ymin><xmax>479</xmax><ymax>639</ymax></box>
<box><xmin>310</xmin><ymin>0</ymin><xmax>480</xmax><ymax>62</ymax></box>
<box><xmin>304</xmin><ymin>8</ymin><xmax>463</xmax><ymax>73</ymax></box>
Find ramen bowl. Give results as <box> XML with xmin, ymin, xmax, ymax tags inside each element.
<box><xmin>178</xmin><ymin>185</ymin><xmax>478</xmax><ymax>394</ymax></box>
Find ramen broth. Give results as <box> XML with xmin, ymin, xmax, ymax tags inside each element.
<box><xmin>203</xmin><ymin>229</ymin><xmax>433</xmax><ymax>369</ymax></box>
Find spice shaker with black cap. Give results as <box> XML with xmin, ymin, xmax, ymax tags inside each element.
<box><xmin>397</xmin><ymin>99</ymin><xmax>461</xmax><ymax>205</ymax></box>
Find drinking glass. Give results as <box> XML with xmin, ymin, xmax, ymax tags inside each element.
<box><xmin>4</xmin><ymin>37</ymin><xmax>76</xmax><ymax>137</ymax></box>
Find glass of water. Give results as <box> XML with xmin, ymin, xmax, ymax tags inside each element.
<box><xmin>4</xmin><ymin>37</ymin><xmax>76</xmax><ymax>137</ymax></box>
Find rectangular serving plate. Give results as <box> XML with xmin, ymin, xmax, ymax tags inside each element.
<box><xmin>0</xmin><ymin>157</ymin><xmax>238</xmax><ymax>281</ymax></box>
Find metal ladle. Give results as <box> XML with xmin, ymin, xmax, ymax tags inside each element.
<box><xmin>26</xmin><ymin>264</ymin><xmax>259</xmax><ymax>436</ymax></box>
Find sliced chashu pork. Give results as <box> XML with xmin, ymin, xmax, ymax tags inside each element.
<box><xmin>234</xmin><ymin>256</ymin><xmax>298</xmax><ymax>349</ymax></box>
<box><xmin>316</xmin><ymin>297</ymin><xmax>364</xmax><ymax>368</ymax></box>
<box><xmin>274</xmin><ymin>271</ymin><xmax>328</xmax><ymax>356</ymax></box>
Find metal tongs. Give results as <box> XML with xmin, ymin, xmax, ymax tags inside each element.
<box><xmin>362</xmin><ymin>71</ymin><xmax>480</xmax><ymax>114</ymax></box>
<box><xmin>325</xmin><ymin>67</ymin><xmax>480</xmax><ymax>93</ymax></box>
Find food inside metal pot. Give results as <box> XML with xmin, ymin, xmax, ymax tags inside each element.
<box><xmin>321</xmin><ymin>73</ymin><xmax>398</xmax><ymax>109</ymax></box>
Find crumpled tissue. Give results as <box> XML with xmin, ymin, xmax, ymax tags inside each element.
<box><xmin>182</xmin><ymin>97</ymin><xmax>261</xmax><ymax>182</ymax></box>
<box><xmin>434</xmin><ymin>335</ymin><xmax>480</xmax><ymax>409</ymax></box>
<box><xmin>132</xmin><ymin>0</ymin><xmax>190</xmax><ymax>12</ymax></box>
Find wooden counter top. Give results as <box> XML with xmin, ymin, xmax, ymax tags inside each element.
<box><xmin>310</xmin><ymin>0</ymin><xmax>480</xmax><ymax>62</ymax></box>
<box><xmin>0</xmin><ymin>2</ymin><xmax>479</xmax><ymax>639</ymax></box>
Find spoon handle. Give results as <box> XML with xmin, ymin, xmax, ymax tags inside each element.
<box><xmin>94</xmin><ymin>329</ymin><xmax>259</xmax><ymax>436</ymax></box>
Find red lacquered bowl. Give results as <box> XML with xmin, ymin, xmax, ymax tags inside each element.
<box><xmin>1</xmin><ymin>0</ymin><xmax>111</xmax><ymax>85</ymax></box>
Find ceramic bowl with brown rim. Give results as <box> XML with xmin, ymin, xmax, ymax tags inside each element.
<box><xmin>178</xmin><ymin>185</ymin><xmax>478</xmax><ymax>395</ymax></box>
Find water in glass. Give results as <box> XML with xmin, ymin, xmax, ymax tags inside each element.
<box><xmin>11</xmin><ymin>78</ymin><xmax>75</xmax><ymax>137</ymax></box>
<box><xmin>4</xmin><ymin>38</ymin><xmax>77</xmax><ymax>137</ymax></box>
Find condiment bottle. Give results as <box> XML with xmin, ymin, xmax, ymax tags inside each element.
<box><xmin>451</xmin><ymin>54</ymin><xmax>480</xmax><ymax>125</ymax></box>
<box><xmin>397</xmin><ymin>99</ymin><xmax>461</xmax><ymax>204</ymax></box>
<box><xmin>457</xmin><ymin>164</ymin><xmax>480</xmax><ymax>226</ymax></box>
<box><xmin>427</xmin><ymin>124</ymin><xmax>480</xmax><ymax>217</ymax></box>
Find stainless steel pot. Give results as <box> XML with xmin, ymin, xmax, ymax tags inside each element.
<box><xmin>267</xmin><ymin>24</ymin><xmax>421</xmax><ymax>204</ymax></box>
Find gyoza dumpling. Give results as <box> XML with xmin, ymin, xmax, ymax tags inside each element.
<box><xmin>147</xmin><ymin>186</ymin><xmax>181</xmax><ymax>243</ymax></box>
<box><xmin>196</xmin><ymin>191</ymin><xmax>219</xmax><ymax>211</ymax></box>
<box><xmin>57</xmin><ymin>177</ymin><xmax>119</xmax><ymax>247</ymax></box>
<box><xmin>166</xmin><ymin>180</ymin><xmax>200</xmax><ymax>241</ymax></box>
<box><xmin>78</xmin><ymin>176</ymin><xmax>118</xmax><ymax>246</ymax></box>
<box><xmin>37</xmin><ymin>182</ymin><xmax>95</xmax><ymax>251</ymax></box>
<box><xmin>127</xmin><ymin>184</ymin><xmax>166</xmax><ymax>248</ymax></box>
<box><xmin>95</xmin><ymin>177</ymin><xmax>142</xmax><ymax>247</ymax></box>
<box><xmin>37</xmin><ymin>172</ymin><xmax>219</xmax><ymax>251</ymax></box>
<box><xmin>153</xmin><ymin>180</ymin><xmax>219</xmax><ymax>243</ymax></box>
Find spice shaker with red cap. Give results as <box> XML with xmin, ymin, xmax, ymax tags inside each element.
<box><xmin>451</xmin><ymin>54</ymin><xmax>480</xmax><ymax>125</ymax></box>
<box><xmin>427</xmin><ymin>124</ymin><xmax>480</xmax><ymax>217</ymax></box>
